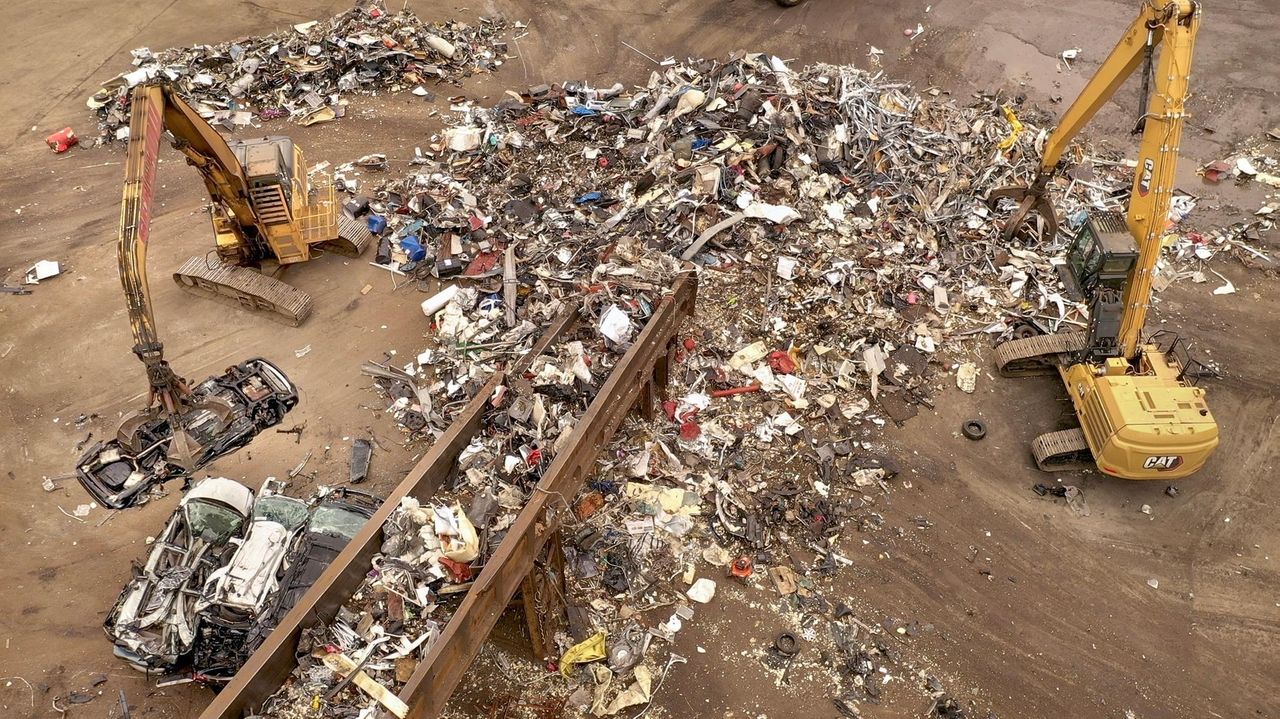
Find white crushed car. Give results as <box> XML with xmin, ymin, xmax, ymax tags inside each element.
<box><xmin>104</xmin><ymin>477</ymin><xmax>254</xmax><ymax>672</ymax></box>
<box><xmin>199</xmin><ymin>480</ymin><xmax>310</xmax><ymax>616</ymax></box>
<box><xmin>193</xmin><ymin>480</ymin><xmax>310</xmax><ymax>681</ymax></box>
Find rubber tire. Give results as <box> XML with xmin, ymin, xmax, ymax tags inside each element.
<box><xmin>776</xmin><ymin>0</ymin><xmax>803</xmax><ymax>5</ymax></box>
<box><xmin>775</xmin><ymin>632</ymin><xmax>800</xmax><ymax>656</ymax></box>
<box><xmin>962</xmin><ymin>419</ymin><xmax>987</xmax><ymax>441</ymax></box>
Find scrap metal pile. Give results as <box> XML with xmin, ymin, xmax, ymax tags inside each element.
<box><xmin>348</xmin><ymin>50</ymin><xmax>1270</xmax><ymax>412</ymax></box>
<box><xmin>87</xmin><ymin>2</ymin><xmax>508</xmax><ymax>142</ymax></box>
<box><xmin>290</xmin><ymin>50</ymin><xmax>1274</xmax><ymax>716</ymax></box>
<box><xmin>258</xmin><ymin>247</ymin><xmax>682</xmax><ymax>717</ymax></box>
<box><xmin>444</xmin><ymin>415</ymin><xmax>967</xmax><ymax>717</ymax></box>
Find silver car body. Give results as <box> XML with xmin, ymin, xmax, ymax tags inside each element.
<box><xmin>199</xmin><ymin>486</ymin><xmax>309</xmax><ymax>615</ymax></box>
<box><xmin>105</xmin><ymin>477</ymin><xmax>254</xmax><ymax>671</ymax></box>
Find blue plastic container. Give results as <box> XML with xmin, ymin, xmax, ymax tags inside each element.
<box><xmin>367</xmin><ymin>214</ymin><xmax>388</xmax><ymax>234</ymax></box>
<box><xmin>400</xmin><ymin>235</ymin><xmax>427</xmax><ymax>262</ymax></box>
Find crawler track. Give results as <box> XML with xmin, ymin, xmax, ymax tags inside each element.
<box><xmin>173</xmin><ymin>257</ymin><xmax>314</xmax><ymax>326</ymax></box>
<box><xmin>172</xmin><ymin>217</ymin><xmax>371</xmax><ymax>326</ymax></box>
<box><xmin>994</xmin><ymin>332</ymin><xmax>1089</xmax><ymax>377</ymax></box>
<box><xmin>316</xmin><ymin>215</ymin><xmax>374</xmax><ymax>257</ymax></box>
<box><xmin>1031</xmin><ymin>427</ymin><xmax>1094</xmax><ymax>471</ymax></box>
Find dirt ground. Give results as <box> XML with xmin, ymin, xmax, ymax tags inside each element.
<box><xmin>1</xmin><ymin>1</ymin><xmax>1276</xmax><ymax>718</ymax></box>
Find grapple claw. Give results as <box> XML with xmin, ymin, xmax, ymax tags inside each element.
<box><xmin>987</xmin><ymin>183</ymin><xmax>1059</xmax><ymax>242</ymax></box>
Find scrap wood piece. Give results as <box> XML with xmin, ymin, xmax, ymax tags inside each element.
<box><xmin>322</xmin><ymin>652</ymin><xmax>409</xmax><ymax>718</ymax></box>
<box><xmin>769</xmin><ymin>565</ymin><xmax>798</xmax><ymax>595</ymax></box>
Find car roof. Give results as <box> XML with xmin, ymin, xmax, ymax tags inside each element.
<box><xmin>182</xmin><ymin>477</ymin><xmax>255</xmax><ymax>516</ymax></box>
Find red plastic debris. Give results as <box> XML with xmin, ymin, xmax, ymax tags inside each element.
<box><xmin>662</xmin><ymin>400</ymin><xmax>678</xmax><ymax>421</ymax></box>
<box><xmin>45</xmin><ymin>127</ymin><xmax>78</xmax><ymax>153</ymax></box>
<box><xmin>438</xmin><ymin>556</ymin><xmax>473</xmax><ymax>583</ymax></box>
<box><xmin>526</xmin><ymin>448</ymin><xmax>543</xmax><ymax>466</ymax></box>
<box><xmin>682</xmin><ymin>337</ymin><xmax>697</xmax><ymax>351</ymax></box>
<box><xmin>1201</xmin><ymin>160</ymin><xmax>1232</xmax><ymax>184</ymax></box>
<box><xmin>679</xmin><ymin>421</ymin><xmax>701</xmax><ymax>441</ymax></box>
<box><xmin>767</xmin><ymin>350</ymin><xmax>797</xmax><ymax>374</ymax></box>
<box><xmin>906</xmin><ymin>291</ymin><xmax>919</xmax><ymax>305</ymax></box>
<box><xmin>574</xmin><ymin>491</ymin><xmax>606</xmax><ymax>521</ymax></box>
<box><xmin>711</xmin><ymin>384</ymin><xmax>762</xmax><ymax>398</ymax></box>
<box><xmin>463</xmin><ymin>250</ymin><xmax>499</xmax><ymax>276</ymax></box>
<box><xmin>597</xmin><ymin>155</ymin><xmax>610</xmax><ymax>168</ymax></box>
<box><xmin>730</xmin><ymin>555</ymin><xmax>754</xmax><ymax>578</ymax></box>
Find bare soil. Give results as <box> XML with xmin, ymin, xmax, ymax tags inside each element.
<box><xmin>0</xmin><ymin>1</ymin><xmax>1276</xmax><ymax>718</ymax></box>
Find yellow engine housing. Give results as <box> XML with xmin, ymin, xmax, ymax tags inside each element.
<box><xmin>1060</xmin><ymin>345</ymin><xmax>1218</xmax><ymax>479</ymax></box>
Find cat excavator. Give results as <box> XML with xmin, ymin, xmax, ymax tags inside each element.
<box><xmin>989</xmin><ymin>0</ymin><xmax>1218</xmax><ymax>480</ymax></box>
<box><xmin>124</xmin><ymin>82</ymin><xmax>369</xmax><ymax>328</ymax></box>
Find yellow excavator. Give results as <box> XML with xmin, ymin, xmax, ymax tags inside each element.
<box><xmin>86</xmin><ymin>82</ymin><xmax>366</xmax><ymax>491</ymax></box>
<box><xmin>990</xmin><ymin>0</ymin><xmax>1218</xmax><ymax>480</ymax></box>
<box><xmin>123</xmin><ymin>82</ymin><xmax>369</xmax><ymax>327</ymax></box>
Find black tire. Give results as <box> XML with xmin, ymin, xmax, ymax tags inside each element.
<box><xmin>775</xmin><ymin>632</ymin><xmax>800</xmax><ymax>656</ymax></box>
<box><xmin>776</xmin><ymin>0</ymin><xmax>803</xmax><ymax>6</ymax></box>
<box><xmin>1013</xmin><ymin>324</ymin><xmax>1039</xmax><ymax>339</ymax></box>
<box><xmin>962</xmin><ymin>419</ymin><xmax>987</xmax><ymax>441</ymax></box>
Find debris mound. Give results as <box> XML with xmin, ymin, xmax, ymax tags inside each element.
<box><xmin>86</xmin><ymin>2</ymin><xmax>507</xmax><ymax>142</ymax></box>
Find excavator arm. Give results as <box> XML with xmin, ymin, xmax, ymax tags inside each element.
<box><xmin>992</xmin><ymin>0</ymin><xmax>1198</xmax><ymax>358</ymax></box>
<box><xmin>1115</xmin><ymin>1</ymin><xmax>1197</xmax><ymax>358</ymax></box>
<box><xmin>116</xmin><ymin>83</ymin><xmax>256</xmax><ymax>463</ymax></box>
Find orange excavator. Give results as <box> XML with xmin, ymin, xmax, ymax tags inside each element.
<box><xmin>990</xmin><ymin>0</ymin><xmax>1218</xmax><ymax>480</ymax></box>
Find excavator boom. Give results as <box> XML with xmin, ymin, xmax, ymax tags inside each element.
<box><xmin>116</xmin><ymin>84</ymin><xmax>252</xmax><ymax>466</ymax></box>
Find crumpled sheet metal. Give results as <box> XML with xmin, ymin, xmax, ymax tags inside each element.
<box><xmin>87</xmin><ymin>2</ymin><xmax>507</xmax><ymax>141</ymax></box>
<box><xmin>343</xmin><ymin>53</ymin><xmax>1164</xmax><ymax>385</ymax></box>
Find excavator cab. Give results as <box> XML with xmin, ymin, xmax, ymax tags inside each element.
<box><xmin>1058</xmin><ymin>211</ymin><xmax>1139</xmax><ymax>358</ymax></box>
<box><xmin>1060</xmin><ymin>211</ymin><xmax>1138</xmax><ymax>298</ymax></box>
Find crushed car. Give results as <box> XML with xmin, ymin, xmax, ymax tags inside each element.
<box><xmin>104</xmin><ymin>477</ymin><xmax>255</xmax><ymax>672</ymax></box>
<box><xmin>193</xmin><ymin>479</ymin><xmax>310</xmax><ymax>682</ymax></box>
<box><xmin>75</xmin><ymin>358</ymin><xmax>300</xmax><ymax>509</ymax></box>
<box><xmin>246</xmin><ymin>487</ymin><xmax>382</xmax><ymax>654</ymax></box>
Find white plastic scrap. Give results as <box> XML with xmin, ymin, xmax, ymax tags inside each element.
<box><xmin>25</xmin><ymin>260</ymin><xmax>60</xmax><ymax>284</ymax></box>
<box><xmin>686</xmin><ymin>577</ymin><xmax>717</xmax><ymax>603</ymax></box>
<box><xmin>956</xmin><ymin>362</ymin><xmax>978</xmax><ymax>393</ymax></box>
<box><xmin>743</xmin><ymin>201</ymin><xmax>802</xmax><ymax>225</ymax></box>
<box><xmin>863</xmin><ymin>345</ymin><xmax>889</xmax><ymax>398</ymax></box>
<box><xmin>1210</xmin><ymin>270</ymin><xmax>1236</xmax><ymax>295</ymax></box>
<box><xmin>776</xmin><ymin>256</ymin><xmax>798</xmax><ymax>280</ymax></box>
<box><xmin>598</xmin><ymin>304</ymin><xmax>635</xmax><ymax>344</ymax></box>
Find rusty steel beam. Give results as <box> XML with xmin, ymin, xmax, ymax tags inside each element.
<box><xmin>199</xmin><ymin>372</ymin><xmax>504</xmax><ymax>719</ymax></box>
<box><xmin>199</xmin><ymin>274</ymin><xmax>694</xmax><ymax>718</ymax></box>
<box><xmin>399</xmin><ymin>271</ymin><xmax>696</xmax><ymax>717</ymax></box>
